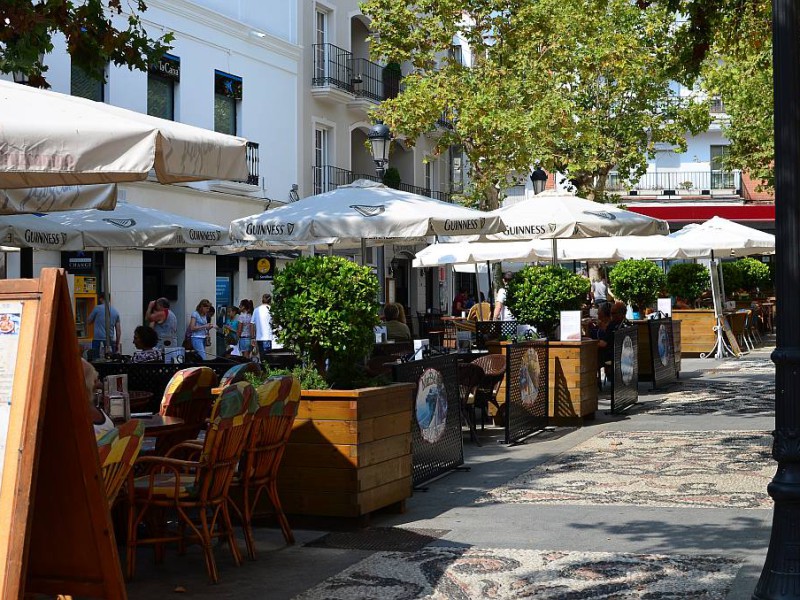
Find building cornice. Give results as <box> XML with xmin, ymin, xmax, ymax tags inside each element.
<box><xmin>145</xmin><ymin>0</ymin><xmax>302</xmax><ymax>64</ymax></box>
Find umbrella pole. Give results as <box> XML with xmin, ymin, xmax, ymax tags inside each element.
<box><xmin>486</xmin><ymin>261</ymin><xmax>495</xmax><ymax>319</ymax></box>
<box><xmin>327</xmin><ymin>244</ymin><xmax>333</xmax><ymax>257</ymax></box>
<box><xmin>104</xmin><ymin>248</ymin><xmax>112</xmax><ymax>356</ymax></box>
<box><xmin>360</xmin><ymin>238</ymin><xmax>367</xmax><ymax>266</ymax></box>
<box><xmin>551</xmin><ymin>239</ymin><xmax>558</xmax><ymax>266</ymax></box>
<box><xmin>474</xmin><ymin>267</ymin><xmax>482</xmax><ymax>321</ymax></box>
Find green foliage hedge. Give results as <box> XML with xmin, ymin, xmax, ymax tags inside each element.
<box><xmin>666</xmin><ymin>263</ymin><xmax>709</xmax><ymax>305</ymax></box>
<box><xmin>506</xmin><ymin>266</ymin><xmax>590</xmax><ymax>337</ymax></box>
<box><xmin>271</xmin><ymin>256</ymin><xmax>380</xmax><ymax>380</ymax></box>
<box><xmin>608</xmin><ymin>259</ymin><xmax>665</xmax><ymax>312</ymax></box>
<box><xmin>721</xmin><ymin>257</ymin><xmax>771</xmax><ymax>296</ymax></box>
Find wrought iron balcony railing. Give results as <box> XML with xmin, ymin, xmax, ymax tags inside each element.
<box><xmin>606</xmin><ymin>170</ymin><xmax>741</xmax><ymax>192</ymax></box>
<box><xmin>312</xmin><ymin>44</ymin><xmax>401</xmax><ymax>103</ymax></box>
<box><xmin>312</xmin><ymin>165</ymin><xmax>452</xmax><ymax>202</ymax></box>
<box><xmin>245</xmin><ymin>141</ymin><xmax>259</xmax><ymax>186</ymax></box>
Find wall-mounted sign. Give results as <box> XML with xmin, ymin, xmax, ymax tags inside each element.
<box><xmin>247</xmin><ymin>256</ymin><xmax>275</xmax><ymax>281</ymax></box>
<box><xmin>61</xmin><ymin>251</ymin><xmax>94</xmax><ymax>274</ymax></box>
<box><xmin>215</xmin><ymin>70</ymin><xmax>243</xmax><ymax>100</ymax></box>
<box><xmin>149</xmin><ymin>54</ymin><xmax>180</xmax><ymax>82</ymax></box>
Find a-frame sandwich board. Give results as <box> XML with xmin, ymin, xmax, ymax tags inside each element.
<box><xmin>0</xmin><ymin>268</ymin><xmax>126</xmax><ymax>599</ymax></box>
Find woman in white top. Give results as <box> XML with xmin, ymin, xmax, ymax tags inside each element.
<box><xmin>236</xmin><ymin>298</ymin><xmax>255</xmax><ymax>359</ymax></box>
<box><xmin>189</xmin><ymin>299</ymin><xmax>216</xmax><ymax>360</ymax></box>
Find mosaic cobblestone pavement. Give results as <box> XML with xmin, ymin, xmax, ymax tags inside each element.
<box><xmin>294</xmin><ymin>546</ymin><xmax>741</xmax><ymax>600</ymax></box>
<box><xmin>479</xmin><ymin>430</ymin><xmax>772</xmax><ymax>509</ymax></box>
<box><xmin>639</xmin><ymin>378</ymin><xmax>775</xmax><ymax>416</ymax></box>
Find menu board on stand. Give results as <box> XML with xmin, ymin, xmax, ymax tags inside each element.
<box><xmin>0</xmin><ymin>268</ymin><xmax>126</xmax><ymax>599</ymax></box>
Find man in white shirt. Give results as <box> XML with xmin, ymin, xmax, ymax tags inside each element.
<box><xmin>493</xmin><ymin>272</ymin><xmax>515</xmax><ymax>321</ymax></box>
<box><xmin>252</xmin><ymin>293</ymin><xmax>274</xmax><ymax>356</ymax></box>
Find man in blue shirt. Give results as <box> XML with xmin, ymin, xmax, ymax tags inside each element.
<box><xmin>87</xmin><ymin>293</ymin><xmax>121</xmax><ymax>356</ymax></box>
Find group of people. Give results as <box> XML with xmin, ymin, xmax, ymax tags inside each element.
<box><xmin>85</xmin><ymin>292</ymin><xmax>275</xmax><ymax>363</ymax></box>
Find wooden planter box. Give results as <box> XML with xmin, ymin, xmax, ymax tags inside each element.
<box><xmin>548</xmin><ymin>340</ymin><xmax>598</xmax><ymax>422</ymax></box>
<box><xmin>634</xmin><ymin>320</ymin><xmax>682</xmax><ymax>379</ymax></box>
<box><xmin>672</xmin><ymin>310</ymin><xmax>716</xmax><ymax>357</ymax></box>
<box><xmin>487</xmin><ymin>339</ymin><xmax>598</xmax><ymax>423</ymax></box>
<box><xmin>276</xmin><ymin>383</ymin><xmax>415</xmax><ymax>518</ymax></box>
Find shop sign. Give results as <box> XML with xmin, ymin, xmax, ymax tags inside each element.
<box><xmin>247</xmin><ymin>257</ymin><xmax>275</xmax><ymax>281</ymax></box>
<box><xmin>149</xmin><ymin>54</ymin><xmax>180</xmax><ymax>81</ymax></box>
<box><xmin>61</xmin><ymin>251</ymin><xmax>94</xmax><ymax>274</ymax></box>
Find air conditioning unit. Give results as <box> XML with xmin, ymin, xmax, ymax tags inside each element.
<box><xmin>701</xmin><ymin>189</ymin><xmax>711</xmax><ymax>195</ymax></box>
<box><xmin>663</xmin><ymin>189</ymin><xmax>676</xmax><ymax>196</ymax></box>
<box><xmin>628</xmin><ymin>190</ymin><xmax>638</xmax><ymax>196</ymax></box>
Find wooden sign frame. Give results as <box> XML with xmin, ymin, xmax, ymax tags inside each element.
<box><xmin>0</xmin><ymin>268</ymin><xmax>126</xmax><ymax>599</ymax></box>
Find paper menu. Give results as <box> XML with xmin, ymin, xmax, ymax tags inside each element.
<box><xmin>0</xmin><ymin>302</ymin><xmax>23</xmax><ymax>489</ymax></box>
<box><xmin>560</xmin><ymin>310</ymin><xmax>582</xmax><ymax>341</ymax></box>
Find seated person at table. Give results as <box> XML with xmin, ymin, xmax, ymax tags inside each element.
<box><xmin>452</xmin><ymin>288</ymin><xmax>469</xmax><ymax>316</ymax></box>
<box><xmin>596</xmin><ymin>301</ymin><xmax>629</xmax><ymax>381</ymax></box>
<box><xmin>83</xmin><ymin>358</ymin><xmax>114</xmax><ymax>438</ymax></box>
<box><xmin>384</xmin><ymin>302</ymin><xmax>411</xmax><ymax>341</ymax></box>
<box><xmin>132</xmin><ymin>325</ymin><xmax>161</xmax><ymax>363</ymax></box>
<box><xmin>467</xmin><ymin>292</ymin><xmax>491</xmax><ymax>321</ymax></box>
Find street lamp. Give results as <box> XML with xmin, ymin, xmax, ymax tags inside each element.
<box><xmin>368</xmin><ymin>122</ymin><xmax>392</xmax><ymax>178</ymax></box>
<box><xmin>752</xmin><ymin>0</ymin><xmax>800</xmax><ymax>597</ymax></box>
<box><xmin>530</xmin><ymin>165</ymin><xmax>548</xmax><ymax>195</ymax></box>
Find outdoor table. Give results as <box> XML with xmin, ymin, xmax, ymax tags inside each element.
<box><xmin>138</xmin><ymin>414</ymin><xmax>185</xmax><ymax>436</ymax></box>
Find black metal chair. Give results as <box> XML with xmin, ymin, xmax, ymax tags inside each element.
<box><xmin>457</xmin><ymin>362</ymin><xmax>484</xmax><ymax>445</ymax></box>
<box><xmin>470</xmin><ymin>354</ymin><xmax>506</xmax><ymax>428</ymax></box>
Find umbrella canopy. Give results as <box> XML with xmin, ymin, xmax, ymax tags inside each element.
<box><xmin>0</xmin><ymin>79</ymin><xmax>248</xmax><ymax>189</ymax></box>
<box><xmin>440</xmin><ymin>190</ymin><xmax>669</xmax><ymax>242</ymax></box>
<box><xmin>0</xmin><ymin>183</ymin><xmax>116</xmax><ymax>214</ymax></box>
<box><xmin>39</xmin><ymin>202</ymin><xmax>230</xmax><ymax>249</ymax></box>
<box><xmin>669</xmin><ymin>216</ymin><xmax>775</xmax><ymax>257</ymax></box>
<box><xmin>0</xmin><ymin>213</ymin><xmax>84</xmax><ymax>250</ymax></box>
<box><xmin>230</xmin><ymin>179</ymin><xmax>505</xmax><ymax>248</ymax></box>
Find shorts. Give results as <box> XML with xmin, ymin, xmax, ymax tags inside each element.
<box><xmin>238</xmin><ymin>338</ymin><xmax>252</xmax><ymax>352</ymax></box>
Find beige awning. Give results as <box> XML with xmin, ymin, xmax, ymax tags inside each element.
<box><xmin>0</xmin><ymin>79</ymin><xmax>248</xmax><ymax>189</ymax></box>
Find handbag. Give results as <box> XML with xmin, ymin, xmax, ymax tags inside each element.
<box><xmin>204</xmin><ymin>334</ymin><xmax>212</xmax><ymax>347</ymax></box>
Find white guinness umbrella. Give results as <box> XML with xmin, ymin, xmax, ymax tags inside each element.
<box><xmin>0</xmin><ymin>213</ymin><xmax>84</xmax><ymax>250</ymax></box>
<box><xmin>0</xmin><ymin>183</ymin><xmax>116</xmax><ymax>214</ymax></box>
<box><xmin>0</xmin><ymin>79</ymin><xmax>248</xmax><ymax>190</ymax></box>
<box><xmin>669</xmin><ymin>216</ymin><xmax>775</xmax><ymax>257</ymax></box>
<box><xmin>230</xmin><ymin>179</ymin><xmax>505</xmax><ymax>249</ymax></box>
<box><xmin>41</xmin><ymin>201</ymin><xmax>230</xmax><ymax>249</ymax></box>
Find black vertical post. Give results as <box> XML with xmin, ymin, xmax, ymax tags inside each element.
<box><xmin>753</xmin><ymin>0</ymin><xmax>800</xmax><ymax>596</ymax></box>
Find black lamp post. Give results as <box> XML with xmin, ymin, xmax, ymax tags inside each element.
<box><xmin>753</xmin><ymin>0</ymin><xmax>800</xmax><ymax>597</ymax></box>
<box><xmin>530</xmin><ymin>165</ymin><xmax>548</xmax><ymax>195</ymax></box>
<box><xmin>368</xmin><ymin>122</ymin><xmax>392</xmax><ymax>178</ymax></box>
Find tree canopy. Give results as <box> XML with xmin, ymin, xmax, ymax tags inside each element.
<box><xmin>0</xmin><ymin>0</ymin><xmax>173</xmax><ymax>88</ymax></box>
<box><xmin>362</xmin><ymin>0</ymin><xmax>710</xmax><ymax>207</ymax></box>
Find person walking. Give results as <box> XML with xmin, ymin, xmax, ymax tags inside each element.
<box><xmin>252</xmin><ymin>293</ymin><xmax>275</xmax><ymax>357</ymax></box>
<box><xmin>145</xmin><ymin>297</ymin><xmax>179</xmax><ymax>361</ymax></box>
<box><xmin>493</xmin><ymin>272</ymin><xmax>515</xmax><ymax>321</ymax></box>
<box><xmin>591</xmin><ymin>271</ymin><xmax>610</xmax><ymax>307</ymax></box>
<box><xmin>189</xmin><ymin>299</ymin><xmax>216</xmax><ymax>360</ymax></box>
<box><xmin>87</xmin><ymin>293</ymin><xmax>121</xmax><ymax>357</ymax></box>
<box><xmin>236</xmin><ymin>299</ymin><xmax>255</xmax><ymax>359</ymax></box>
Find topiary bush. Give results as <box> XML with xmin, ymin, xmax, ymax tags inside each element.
<box><xmin>720</xmin><ymin>261</ymin><xmax>744</xmax><ymax>296</ymax></box>
<box><xmin>736</xmin><ymin>257</ymin><xmax>771</xmax><ymax>293</ymax></box>
<box><xmin>271</xmin><ymin>256</ymin><xmax>380</xmax><ymax>382</ymax></box>
<box><xmin>506</xmin><ymin>266</ymin><xmax>590</xmax><ymax>338</ymax></box>
<box><xmin>382</xmin><ymin>166</ymin><xmax>401</xmax><ymax>190</ymax></box>
<box><xmin>666</xmin><ymin>263</ymin><xmax>709</xmax><ymax>306</ymax></box>
<box><xmin>608</xmin><ymin>259</ymin><xmax>666</xmax><ymax>313</ymax></box>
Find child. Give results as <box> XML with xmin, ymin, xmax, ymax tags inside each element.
<box><xmin>223</xmin><ymin>305</ymin><xmax>240</xmax><ymax>356</ymax></box>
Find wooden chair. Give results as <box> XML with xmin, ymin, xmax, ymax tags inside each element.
<box><xmin>470</xmin><ymin>354</ymin><xmax>507</xmax><ymax>428</ymax></box>
<box><xmin>729</xmin><ymin>311</ymin><xmax>750</xmax><ymax>354</ymax></box>
<box><xmin>229</xmin><ymin>375</ymin><xmax>301</xmax><ymax>559</ymax></box>
<box><xmin>457</xmin><ymin>362</ymin><xmax>484</xmax><ymax>445</ymax></box>
<box><xmin>96</xmin><ymin>419</ymin><xmax>145</xmax><ymax>507</ymax></box>
<box><xmin>127</xmin><ymin>381</ymin><xmax>256</xmax><ymax>583</ymax></box>
<box><xmin>153</xmin><ymin>366</ymin><xmax>218</xmax><ymax>455</ymax></box>
<box><xmin>219</xmin><ymin>362</ymin><xmax>263</xmax><ymax>388</ymax></box>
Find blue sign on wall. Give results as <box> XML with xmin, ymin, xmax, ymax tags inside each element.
<box><xmin>216</xmin><ymin>276</ymin><xmax>231</xmax><ymax>306</ymax></box>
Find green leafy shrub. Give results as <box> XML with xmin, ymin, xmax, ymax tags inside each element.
<box><xmin>720</xmin><ymin>261</ymin><xmax>744</xmax><ymax>296</ymax></box>
<box><xmin>736</xmin><ymin>257</ymin><xmax>771</xmax><ymax>292</ymax></box>
<box><xmin>608</xmin><ymin>259</ymin><xmax>666</xmax><ymax>312</ymax></box>
<box><xmin>271</xmin><ymin>256</ymin><xmax>380</xmax><ymax>382</ymax></box>
<box><xmin>666</xmin><ymin>263</ymin><xmax>709</xmax><ymax>305</ymax></box>
<box><xmin>382</xmin><ymin>166</ymin><xmax>401</xmax><ymax>189</ymax></box>
<box><xmin>246</xmin><ymin>364</ymin><xmax>329</xmax><ymax>391</ymax></box>
<box><xmin>506</xmin><ymin>266</ymin><xmax>590</xmax><ymax>337</ymax></box>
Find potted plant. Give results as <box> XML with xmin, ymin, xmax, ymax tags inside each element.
<box><xmin>721</xmin><ymin>261</ymin><xmax>745</xmax><ymax>298</ymax></box>
<box><xmin>506</xmin><ymin>266</ymin><xmax>589</xmax><ymax>338</ymax></box>
<box><xmin>268</xmin><ymin>255</ymin><xmax>415</xmax><ymax>518</ymax></box>
<box><xmin>608</xmin><ymin>259</ymin><xmax>665</xmax><ymax>318</ymax></box>
<box><xmin>666</xmin><ymin>263</ymin><xmax>709</xmax><ymax>307</ymax></box>
<box><xmin>505</xmin><ymin>266</ymin><xmax>594</xmax><ymax>421</ymax></box>
<box><xmin>382</xmin><ymin>166</ymin><xmax>401</xmax><ymax>190</ymax></box>
<box><xmin>735</xmin><ymin>257</ymin><xmax>771</xmax><ymax>297</ymax></box>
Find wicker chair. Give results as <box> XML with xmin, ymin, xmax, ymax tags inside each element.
<box><xmin>470</xmin><ymin>354</ymin><xmax>507</xmax><ymax>428</ymax></box>
<box><xmin>153</xmin><ymin>366</ymin><xmax>218</xmax><ymax>455</ymax></box>
<box><xmin>728</xmin><ymin>311</ymin><xmax>750</xmax><ymax>354</ymax></box>
<box><xmin>97</xmin><ymin>419</ymin><xmax>145</xmax><ymax>507</ymax></box>
<box><xmin>457</xmin><ymin>362</ymin><xmax>484</xmax><ymax>444</ymax></box>
<box><xmin>229</xmin><ymin>375</ymin><xmax>301</xmax><ymax>559</ymax></box>
<box><xmin>127</xmin><ymin>381</ymin><xmax>257</xmax><ymax>583</ymax></box>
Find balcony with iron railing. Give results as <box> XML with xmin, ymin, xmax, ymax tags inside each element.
<box><xmin>312</xmin><ymin>165</ymin><xmax>452</xmax><ymax>202</ymax></box>
<box><xmin>606</xmin><ymin>170</ymin><xmax>741</xmax><ymax>194</ymax></box>
<box><xmin>311</xmin><ymin>43</ymin><xmax>401</xmax><ymax>104</ymax></box>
